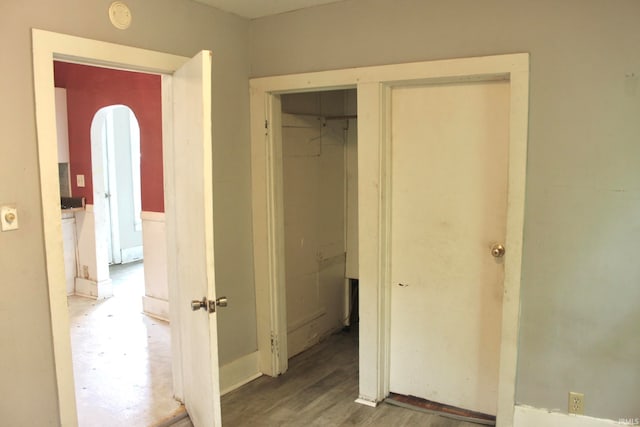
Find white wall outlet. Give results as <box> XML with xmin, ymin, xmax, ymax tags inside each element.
<box><xmin>1</xmin><ymin>205</ymin><xmax>19</xmax><ymax>231</ymax></box>
<box><xmin>569</xmin><ymin>391</ymin><xmax>584</xmax><ymax>415</ymax></box>
<box><xmin>76</xmin><ymin>174</ymin><xmax>85</xmax><ymax>187</ymax></box>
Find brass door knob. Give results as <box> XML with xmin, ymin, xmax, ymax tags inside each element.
<box><xmin>491</xmin><ymin>244</ymin><xmax>505</xmax><ymax>258</ymax></box>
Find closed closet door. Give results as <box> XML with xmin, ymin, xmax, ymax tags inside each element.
<box><xmin>389</xmin><ymin>80</ymin><xmax>510</xmax><ymax>415</ymax></box>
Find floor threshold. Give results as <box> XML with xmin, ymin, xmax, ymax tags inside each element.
<box><xmin>385</xmin><ymin>393</ymin><xmax>496</xmax><ymax>426</ymax></box>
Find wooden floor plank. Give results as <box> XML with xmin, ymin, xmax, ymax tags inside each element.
<box><xmin>220</xmin><ymin>329</ymin><xmax>479</xmax><ymax>426</ymax></box>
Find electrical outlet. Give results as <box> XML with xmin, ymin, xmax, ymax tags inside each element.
<box><xmin>569</xmin><ymin>392</ymin><xmax>584</xmax><ymax>415</ymax></box>
<box><xmin>1</xmin><ymin>205</ymin><xmax>19</xmax><ymax>231</ymax></box>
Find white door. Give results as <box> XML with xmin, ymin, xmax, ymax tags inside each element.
<box><xmin>389</xmin><ymin>81</ymin><xmax>509</xmax><ymax>415</ymax></box>
<box><xmin>167</xmin><ymin>51</ymin><xmax>223</xmax><ymax>427</ymax></box>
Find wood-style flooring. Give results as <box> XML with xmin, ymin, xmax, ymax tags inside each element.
<box><xmin>68</xmin><ymin>261</ymin><xmax>181</xmax><ymax>427</ymax></box>
<box><xmin>220</xmin><ymin>329</ymin><xmax>479</xmax><ymax>427</ymax></box>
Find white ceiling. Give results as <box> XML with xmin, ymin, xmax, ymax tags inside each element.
<box><xmin>193</xmin><ymin>0</ymin><xmax>345</xmax><ymax>19</ymax></box>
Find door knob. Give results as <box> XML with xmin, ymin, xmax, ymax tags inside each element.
<box><xmin>191</xmin><ymin>296</ymin><xmax>228</xmax><ymax>313</ymax></box>
<box><xmin>191</xmin><ymin>297</ymin><xmax>210</xmax><ymax>312</ymax></box>
<box><xmin>491</xmin><ymin>243</ymin><xmax>505</xmax><ymax>258</ymax></box>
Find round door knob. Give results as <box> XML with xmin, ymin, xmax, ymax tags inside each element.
<box><xmin>191</xmin><ymin>298</ymin><xmax>206</xmax><ymax>311</ymax></box>
<box><xmin>491</xmin><ymin>243</ymin><xmax>505</xmax><ymax>258</ymax></box>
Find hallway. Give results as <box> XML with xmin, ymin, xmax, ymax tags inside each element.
<box><xmin>68</xmin><ymin>261</ymin><xmax>181</xmax><ymax>427</ymax></box>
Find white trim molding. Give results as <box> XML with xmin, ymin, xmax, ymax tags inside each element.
<box><xmin>120</xmin><ymin>245</ymin><xmax>143</xmax><ymax>264</ymax></box>
<box><xmin>140</xmin><ymin>210</ymin><xmax>166</xmax><ymax>222</ymax></box>
<box><xmin>74</xmin><ymin>277</ymin><xmax>113</xmax><ymax>299</ymax></box>
<box><xmin>514</xmin><ymin>405</ymin><xmax>635</xmax><ymax>427</ymax></box>
<box><xmin>141</xmin><ymin>211</ymin><xmax>169</xmax><ymax>321</ymax></box>
<box><xmin>249</xmin><ymin>53</ymin><xmax>530</xmax><ymax>427</ymax></box>
<box><xmin>219</xmin><ymin>351</ymin><xmax>262</xmax><ymax>396</ymax></box>
<box><xmin>142</xmin><ymin>296</ymin><xmax>170</xmax><ymax>322</ymax></box>
<box><xmin>32</xmin><ymin>29</ymin><xmax>188</xmax><ymax>426</ymax></box>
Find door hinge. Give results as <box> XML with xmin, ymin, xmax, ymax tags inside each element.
<box><xmin>270</xmin><ymin>333</ymin><xmax>278</xmax><ymax>355</ymax></box>
<box><xmin>265</xmin><ymin>119</ymin><xmax>268</xmax><ymax>129</ymax></box>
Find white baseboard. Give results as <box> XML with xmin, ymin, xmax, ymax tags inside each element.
<box><xmin>355</xmin><ymin>397</ymin><xmax>379</xmax><ymax>407</ymax></box>
<box><xmin>74</xmin><ymin>277</ymin><xmax>113</xmax><ymax>299</ymax></box>
<box><xmin>142</xmin><ymin>295</ymin><xmax>170</xmax><ymax>322</ymax></box>
<box><xmin>120</xmin><ymin>245</ymin><xmax>143</xmax><ymax>264</ymax></box>
<box><xmin>220</xmin><ymin>351</ymin><xmax>261</xmax><ymax>395</ymax></box>
<box><xmin>514</xmin><ymin>404</ymin><xmax>632</xmax><ymax>426</ymax></box>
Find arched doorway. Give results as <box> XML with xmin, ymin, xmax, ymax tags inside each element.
<box><xmin>91</xmin><ymin>105</ymin><xmax>143</xmax><ymax>269</ymax></box>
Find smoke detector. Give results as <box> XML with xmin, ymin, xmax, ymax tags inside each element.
<box><xmin>109</xmin><ymin>1</ymin><xmax>132</xmax><ymax>30</ymax></box>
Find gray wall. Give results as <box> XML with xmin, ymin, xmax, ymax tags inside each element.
<box><xmin>0</xmin><ymin>0</ymin><xmax>254</xmax><ymax>424</ymax></box>
<box><xmin>250</xmin><ymin>0</ymin><xmax>640</xmax><ymax>420</ymax></box>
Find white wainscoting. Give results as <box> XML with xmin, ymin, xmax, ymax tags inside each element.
<box><xmin>141</xmin><ymin>211</ymin><xmax>169</xmax><ymax>320</ymax></box>
<box><xmin>514</xmin><ymin>404</ymin><xmax>633</xmax><ymax>427</ymax></box>
<box><xmin>74</xmin><ymin>277</ymin><xmax>113</xmax><ymax>299</ymax></box>
<box><xmin>74</xmin><ymin>205</ymin><xmax>112</xmax><ymax>299</ymax></box>
<box><xmin>61</xmin><ymin>214</ymin><xmax>78</xmax><ymax>295</ymax></box>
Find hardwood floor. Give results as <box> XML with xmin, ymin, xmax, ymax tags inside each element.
<box><xmin>68</xmin><ymin>261</ymin><xmax>181</xmax><ymax>427</ymax></box>
<box><xmin>220</xmin><ymin>329</ymin><xmax>479</xmax><ymax>427</ymax></box>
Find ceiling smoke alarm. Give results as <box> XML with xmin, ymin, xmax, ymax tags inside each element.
<box><xmin>109</xmin><ymin>1</ymin><xmax>132</xmax><ymax>30</ymax></box>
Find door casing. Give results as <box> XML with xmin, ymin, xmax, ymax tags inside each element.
<box><xmin>250</xmin><ymin>54</ymin><xmax>529</xmax><ymax>426</ymax></box>
<box><xmin>32</xmin><ymin>29</ymin><xmax>189</xmax><ymax>426</ymax></box>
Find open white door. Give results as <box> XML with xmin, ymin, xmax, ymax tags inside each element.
<box><xmin>166</xmin><ymin>50</ymin><xmax>223</xmax><ymax>427</ymax></box>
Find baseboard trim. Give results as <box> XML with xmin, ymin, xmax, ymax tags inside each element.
<box><xmin>120</xmin><ymin>246</ymin><xmax>143</xmax><ymax>264</ymax></box>
<box><xmin>514</xmin><ymin>404</ymin><xmax>631</xmax><ymax>426</ymax></box>
<box><xmin>220</xmin><ymin>351</ymin><xmax>261</xmax><ymax>396</ymax></box>
<box><xmin>355</xmin><ymin>397</ymin><xmax>379</xmax><ymax>408</ymax></box>
<box><xmin>142</xmin><ymin>295</ymin><xmax>170</xmax><ymax>322</ymax></box>
<box><xmin>75</xmin><ymin>277</ymin><xmax>112</xmax><ymax>299</ymax></box>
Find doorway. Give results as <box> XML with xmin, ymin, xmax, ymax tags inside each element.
<box><xmin>250</xmin><ymin>54</ymin><xmax>529</xmax><ymax>426</ymax></box>
<box><xmin>34</xmin><ymin>30</ymin><xmax>223</xmax><ymax>426</ymax></box>
<box><xmin>54</xmin><ymin>61</ymin><xmax>176</xmax><ymax>425</ymax></box>
<box><xmin>279</xmin><ymin>89</ymin><xmax>359</xmax><ymax>360</ymax></box>
<box><xmin>92</xmin><ymin>105</ymin><xmax>143</xmax><ymax>267</ymax></box>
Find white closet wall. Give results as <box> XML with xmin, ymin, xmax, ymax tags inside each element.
<box><xmin>281</xmin><ymin>90</ymin><xmax>356</xmax><ymax>358</ymax></box>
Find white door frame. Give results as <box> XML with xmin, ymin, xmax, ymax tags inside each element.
<box><xmin>250</xmin><ymin>53</ymin><xmax>529</xmax><ymax>426</ymax></box>
<box><xmin>32</xmin><ymin>29</ymin><xmax>189</xmax><ymax>426</ymax></box>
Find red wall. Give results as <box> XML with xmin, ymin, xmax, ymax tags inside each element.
<box><xmin>54</xmin><ymin>61</ymin><xmax>164</xmax><ymax>212</ymax></box>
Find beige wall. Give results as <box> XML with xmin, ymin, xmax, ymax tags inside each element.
<box><xmin>250</xmin><ymin>0</ymin><xmax>640</xmax><ymax>420</ymax></box>
<box><xmin>0</xmin><ymin>0</ymin><xmax>254</xmax><ymax>424</ymax></box>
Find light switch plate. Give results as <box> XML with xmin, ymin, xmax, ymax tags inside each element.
<box><xmin>77</xmin><ymin>174</ymin><xmax>85</xmax><ymax>187</ymax></box>
<box><xmin>1</xmin><ymin>205</ymin><xmax>19</xmax><ymax>231</ymax></box>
